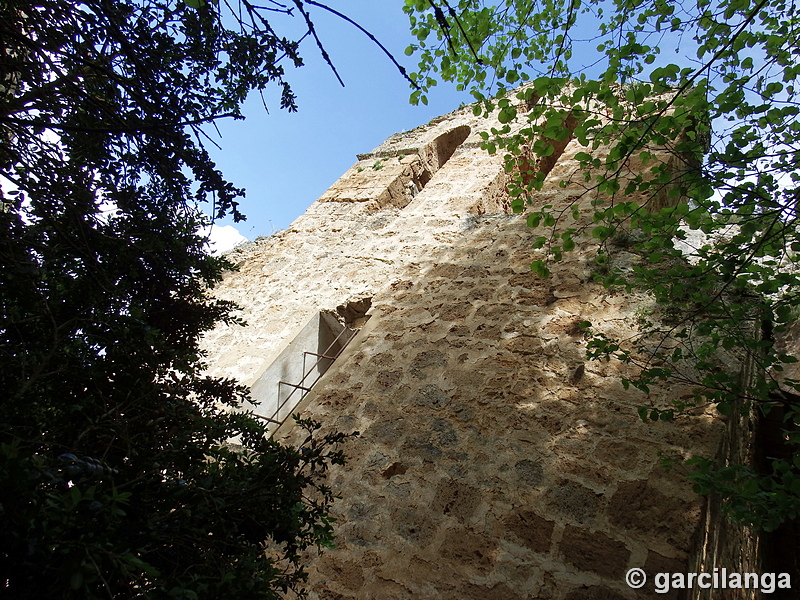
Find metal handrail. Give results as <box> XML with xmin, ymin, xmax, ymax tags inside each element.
<box><xmin>263</xmin><ymin>325</ymin><xmax>358</xmax><ymax>435</ymax></box>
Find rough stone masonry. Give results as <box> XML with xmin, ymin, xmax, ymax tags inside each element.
<box><xmin>202</xmin><ymin>93</ymin><xmax>753</xmax><ymax>599</ymax></box>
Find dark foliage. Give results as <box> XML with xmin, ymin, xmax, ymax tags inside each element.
<box><xmin>0</xmin><ymin>0</ymin><xmax>351</xmax><ymax>597</ymax></box>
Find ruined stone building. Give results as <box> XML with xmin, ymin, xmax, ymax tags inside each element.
<box><xmin>202</xmin><ymin>95</ymin><xmax>758</xmax><ymax>599</ymax></box>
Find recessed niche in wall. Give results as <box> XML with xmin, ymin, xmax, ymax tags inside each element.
<box><xmin>328</xmin><ymin>125</ymin><xmax>473</xmax><ymax>211</ymax></box>
<box><xmin>472</xmin><ymin>111</ymin><xmax>580</xmax><ymax>215</ymax></box>
<box><xmin>411</xmin><ymin>125</ymin><xmax>472</xmax><ymax>196</ymax></box>
<box><xmin>424</xmin><ymin>125</ymin><xmax>472</xmax><ymax>173</ymax></box>
<box><xmin>249</xmin><ymin>304</ymin><xmax>369</xmax><ymax>433</ymax></box>
<box><xmin>517</xmin><ymin>111</ymin><xmax>579</xmax><ymax>191</ymax></box>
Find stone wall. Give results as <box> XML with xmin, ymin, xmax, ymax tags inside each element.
<box><xmin>203</xmin><ymin>94</ymin><xmax>756</xmax><ymax>599</ymax></box>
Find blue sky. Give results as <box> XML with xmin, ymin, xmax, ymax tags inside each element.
<box><xmin>206</xmin><ymin>2</ymin><xmax>472</xmax><ymax>243</ymax></box>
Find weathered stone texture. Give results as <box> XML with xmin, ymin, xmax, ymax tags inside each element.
<box><xmin>202</xmin><ymin>94</ymin><xmax>730</xmax><ymax>599</ymax></box>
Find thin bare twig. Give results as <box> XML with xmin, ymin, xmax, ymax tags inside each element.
<box><xmin>291</xmin><ymin>0</ymin><xmax>344</xmax><ymax>87</ymax></box>
<box><xmin>305</xmin><ymin>0</ymin><xmax>421</xmax><ymax>89</ymax></box>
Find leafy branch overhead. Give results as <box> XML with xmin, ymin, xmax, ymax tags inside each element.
<box><xmin>404</xmin><ymin>0</ymin><xmax>800</xmax><ymax>529</ymax></box>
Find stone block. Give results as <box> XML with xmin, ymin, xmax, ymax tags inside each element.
<box><xmin>439</xmin><ymin>527</ymin><xmax>498</xmax><ymax>575</ymax></box>
<box><xmin>503</xmin><ymin>509</ymin><xmax>554</xmax><ymax>553</ymax></box>
<box><xmin>561</xmin><ymin>526</ymin><xmax>630</xmax><ymax>578</ymax></box>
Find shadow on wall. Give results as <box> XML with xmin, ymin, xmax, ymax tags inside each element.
<box><xmin>280</xmin><ymin>215</ymin><xmax>728</xmax><ymax>599</ymax></box>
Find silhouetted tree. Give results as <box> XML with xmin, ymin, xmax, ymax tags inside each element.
<box><xmin>0</xmin><ymin>1</ymin><xmax>356</xmax><ymax>597</ymax></box>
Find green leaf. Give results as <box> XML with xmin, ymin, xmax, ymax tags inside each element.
<box><xmin>530</xmin><ymin>260</ymin><xmax>550</xmax><ymax>278</ymax></box>
<box><xmin>498</xmin><ymin>106</ymin><xmax>517</xmax><ymax>123</ymax></box>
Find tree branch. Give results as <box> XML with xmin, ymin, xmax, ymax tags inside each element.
<box><xmin>291</xmin><ymin>0</ymin><xmax>344</xmax><ymax>87</ymax></box>
<box><xmin>305</xmin><ymin>0</ymin><xmax>421</xmax><ymax>89</ymax></box>
<box><xmin>0</xmin><ymin>113</ymin><xmax>237</xmax><ymax>134</ymax></box>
